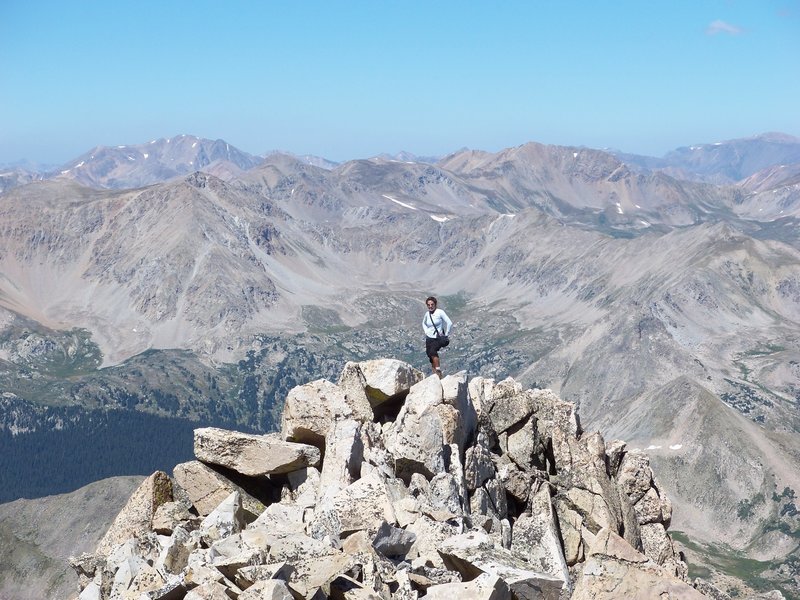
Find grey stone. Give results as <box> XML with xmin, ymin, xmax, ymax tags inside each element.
<box><xmin>182</xmin><ymin>562</ymin><xmax>230</xmax><ymax>589</ymax></box>
<box><xmin>552</xmin><ymin>497</ymin><xmax>584</xmax><ymax>566</ymax></box>
<box><xmin>547</xmin><ymin>428</ymin><xmax>629</xmax><ymax>552</ymax></box>
<box><xmin>440</xmin><ymin>371</ymin><xmax>478</xmax><ymax>451</ymax></box>
<box><xmin>500</xmin><ymin>518</ymin><xmax>512</xmax><ymax>550</ymax></box>
<box><xmin>428</xmin><ymin>472</ymin><xmax>465</xmax><ymax>516</ymax></box>
<box><xmin>510</xmin><ymin>487</ymin><xmax>569</xmax><ymax>586</ymax></box>
<box><xmin>359</xmin><ymin>421</ymin><xmax>396</xmax><ymax>481</ymax></box>
<box><xmin>140</xmin><ymin>578</ymin><xmax>186</xmax><ymax>600</ymax></box>
<box><xmin>70</xmin><ymin>371</ymin><xmax>698</xmax><ymax>600</ymax></box>
<box><xmin>470</xmin><ymin>485</ymin><xmax>508</xmax><ymax>526</ymax></box>
<box><xmin>212</xmin><ymin>545</ymin><xmax>270</xmax><ymax>586</ymax></box>
<box><xmin>337</xmin><ymin>361</ymin><xmax>375</xmax><ymax>416</ymax></box>
<box><xmin>199</xmin><ymin>491</ymin><xmax>246</xmax><ymax>543</ymax></box>
<box><xmin>384</xmin><ymin>376</ymin><xmax>447</xmax><ymax>481</ymax></box>
<box><xmin>484</xmin><ymin>477</ymin><xmax>508</xmax><ymax>520</ymax></box>
<box><xmin>152</xmin><ymin>500</ymin><xmax>197</xmax><ymax>535</ymax></box>
<box><xmin>618</xmin><ymin>485</ymin><xmax>643</xmax><ymax>553</ymax></box>
<box><xmin>530</xmin><ymin>388</ymin><xmax>580</xmax><ymax>438</ymax></box>
<box><xmin>385</xmin><ymin>477</ymin><xmax>422</xmax><ymax>528</ymax></box>
<box><xmin>425</xmin><ymin>572</ymin><xmax>511</xmax><ymax>600</ymax></box>
<box><xmin>444</xmin><ymin>443</ymin><xmax>469</xmax><ymax>512</ymax></box>
<box><xmin>358</xmin><ymin>358</ymin><xmax>424</xmax><ymax>407</ymax></box>
<box><xmin>157</xmin><ymin>525</ymin><xmax>197</xmax><ymax>575</ymax></box>
<box><xmin>573</xmin><ymin>528</ymin><xmax>705</xmax><ymax>600</ymax></box>
<box><xmin>693</xmin><ymin>578</ymin><xmax>733</xmax><ymax>600</ymax></box>
<box><xmin>506</xmin><ymin>416</ymin><xmax>539</xmax><ymax>471</ymax></box>
<box><xmin>392</xmin><ymin>569</ymin><xmax>419</xmax><ymax>600</ymax></box>
<box><xmin>437</xmin><ymin>531</ymin><xmax>563</xmax><ymax>600</ymax></box>
<box><xmin>654</xmin><ymin>475</ymin><xmax>673</xmax><ymax>526</ymax></box>
<box><xmin>588</xmin><ymin>527</ymin><xmax>650</xmax><ymax>563</ymax></box>
<box><xmin>561</xmin><ymin>485</ymin><xmax>618</xmax><ymax>534</ymax></box>
<box><xmin>239</xmin><ymin>578</ymin><xmax>294</xmax><ymax>599</ymax></box>
<box><xmin>262</xmin><ymin>531</ymin><xmax>341</xmax><ymax>563</ymax></box>
<box><xmin>406</xmin><ymin>515</ymin><xmax>462</xmax><ymax>566</ymax></box>
<box><xmin>251</xmin><ymin>502</ymin><xmax>306</xmax><ymax>535</ymax></box>
<box><xmin>234</xmin><ymin>562</ymin><xmax>293</xmax><ymax>589</ymax></box>
<box><xmin>109</xmin><ymin>555</ymin><xmax>166</xmax><ymax>599</ymax></box>
<box><xmin>285</xmin><ymin>552</ymin><xmax>354</xmax><ymax>599</ymax></box>
<box><xmin>372</xmin><ymin>521</ymin><xmax>417</xmax><ymax>558</ymax></box>
<box><xmin>310</xmin><ymin>471</ymin><xmax>397</xmax><ymax>540</ymax></box>
<box><xmin>640</xmin><ymin>521</ymin><xmax>676</xmax><ymax>566</ymax></box>
<box><xmin>318</xmin><ymin>418</ymin><xmax>364</xmax><ymax>503</ymax></box>
<box><xmin>195</xmin><ymin>427</ymin><xmax>321</xmax><ymax>476</ymax></box>
<box><xmin>184</xmin><ymin>581</ymin><xmax>235</xmax><ymax>600</ymax></box>
<box><xmin>281</xmin><ymin>379</ymin><xmax>370</xmax><ymax>447</ymax></box>
<box><xmin>281</xmin><ymin>466</ymin><xmax>321</xmax><ymax>509</ymax></box>
<box><xmin>78</xmin><ymin>581</ymin><xmax>101</xmax><ymax>600</ymax></box>
<box><xmin>96</xmin><ymin>471</ymin><xmax>173</xmax><ymax>555</ymax></box>
<box><xmin>493</xmin><ymin>456</ymin><xmax>532</xmax><ymax>504</ymax></box>
<box><xmin>634</xmin><ymin>487</ymin><xmax>666</xmax><ymax>524</ymax></box>
<box><xmin>467</xmin><ymin>377</ymin><xmax>495</xmax><ymax>418</ymax></box>
<box><xmin>605</xmin><ymin>439</ymin><xmax>627</xmax><ymax>478</ymax></box>
<box><xmin>617</xmin><ymin>450</ymin><xmax>654</xmax><ymax>505</ymax></box>
<box><xmin>485</xmin><ymin>379</ymin><xmax>535</xmax><ymax>435</ymax></box>
<box><xmin>70</xmin><ymin>552</ymin><xmax>106</xmax><ymax>590</ymax></box>
<box><xmin>173</xmin><ymin>459</ymin><xmax>266</xmax><ymax>519</ymax></box>
<box><xmin>464</xmin><ymin>438</ymin><xmax>496</xmax><ymax>491</ymax></box>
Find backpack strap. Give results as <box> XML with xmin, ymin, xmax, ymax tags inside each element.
<box><xmin>429</xmin><ymin>312</ymin><xmax>441</xmax><ymax>336</ymax></box>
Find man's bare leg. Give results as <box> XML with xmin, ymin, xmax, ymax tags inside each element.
<box><xmin>431</xmin><ymin>355</ymin><xmax>442</xmax><ymax>378</ymax></box>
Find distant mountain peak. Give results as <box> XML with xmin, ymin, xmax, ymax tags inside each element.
<box><xmin>608</xmin><ymin>132</ymin><xmax>800</xmax><ymax>187</ymax></box>
<box><xmin>263</xmin><ymin>150</ymin><xmax>339</xmax><ymax>170</ymax></box>
<box><xmin>371</xmin><ymin>150</ymin><xmax>442</xmax><ymax>164</ymax></box>
<box><xmin>51</xmin><ymin>135</ymin><xmax>264</xmax><ymax>190</ymax></box>
<box><xmin>748</xmin><ymin>131</ymin><xmax>800</xmax><ymax>143</ymax></box>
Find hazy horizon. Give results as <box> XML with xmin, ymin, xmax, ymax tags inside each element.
<box><xmin>4</xmin><ymin>130</ymin><xmax>800</xmax><ymax>171</ymax></box>
<box><xmin>2</xmin><ymin>1</ymin><xmax>799</xmax><ymax>165</ymax></box>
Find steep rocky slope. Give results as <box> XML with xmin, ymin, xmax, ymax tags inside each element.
<box><xmin>0</xmin><ymin>476</ymin><xmax>142</xmax><ymax>600</ymax></box>
<box><xmin>67</xmin><ymin>359</ymin><xmax>748</xmax><ymax>599</ymax></box>
<box><xmin>438</xmin><ymin>142</ymin><xmax>744</xmax><ymax>228</ymax></box>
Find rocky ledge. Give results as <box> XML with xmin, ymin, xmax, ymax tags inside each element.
<box><xmin>70</xmin><ymin>358</ymin><xmax>726</xmax><ymax>600</ymax></box>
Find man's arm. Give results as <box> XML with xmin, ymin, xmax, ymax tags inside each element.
<box><xmin>442</xmin><ymin>311</ymin><xmax>453</xmax><ymax>335</ymax></box>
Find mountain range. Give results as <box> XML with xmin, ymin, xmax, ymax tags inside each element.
<box><xmin>612</xmin><ymin>132</ymin><xmax>800</xmax><ymax>187</ymax></box>
<box><xmin>1</xmin><ymin>132</ymin><xmax>800</xmax><ymax>596</ymax></box>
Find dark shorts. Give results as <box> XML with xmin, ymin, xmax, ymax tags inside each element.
<box><xmin>426</xmin><ymin>336</ymin><xmax>445</xmax><ymax>359</ymax></box>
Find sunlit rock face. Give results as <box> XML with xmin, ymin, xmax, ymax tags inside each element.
<box><xmin>69</xmin><ymin>359</ymin><xmax>715</xmax><ymax>599</ymax></box>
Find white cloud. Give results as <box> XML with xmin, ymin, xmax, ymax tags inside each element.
<box><xmin>706</xmin><ymin>20</ymin><xmax>743</xmax><ymax>35</ymax></box>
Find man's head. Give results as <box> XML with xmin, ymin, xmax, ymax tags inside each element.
<box><xmin>426</xmin><ymin>296</ymin><xmax>437</xmax><ymax>312</ymax></box>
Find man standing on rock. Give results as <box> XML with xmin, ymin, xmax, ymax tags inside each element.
<box><xmin>423</xmin><ymin>296</ymin><xmax>453</xmax><ymax>379</ymax></box>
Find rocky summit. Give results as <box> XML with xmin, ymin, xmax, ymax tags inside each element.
<box><xmin>67</xmin><ymin>358</ymin><xmax>753</xmax><ymax>600</ymax></box>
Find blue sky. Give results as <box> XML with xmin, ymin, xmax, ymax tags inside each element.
<box><xmin>1</xmin><ymin>1</ymin><xmax>798</xmax><ymax>165</ymax></box>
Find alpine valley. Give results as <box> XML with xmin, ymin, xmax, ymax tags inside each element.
<box><xmin>1</xmin><ymin>133</ymin><xmax>800</xmax><ymax>598</ymax></box>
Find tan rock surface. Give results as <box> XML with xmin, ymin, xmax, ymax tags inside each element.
<box><xmin>95</xmin><ymin>471</ymin><xmax>172</xmax><ymax>555</ymax></box>
<box><xmin>173</xmin><ymin>459</ymin><xmax>266</xmax><ymax>518</ymax></box>
<box><xmin>194</xmin><ymin>427</ymin><xmax>321</xmax><ymax>476</ymax></box>
<box><xmin>70</xmin><ymin>365</ymin><xmax>726</xmax><ymax>600</ymax></box>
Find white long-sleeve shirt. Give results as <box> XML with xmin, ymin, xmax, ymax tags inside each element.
<box><xmin>423</xmin><ymin>308</ymin><xmax>452</xmax><ymax>339</ymax></box>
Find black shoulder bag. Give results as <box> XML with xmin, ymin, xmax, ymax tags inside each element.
<box><xmin>429</xmin><ymin>312</ymin><xmax>450</xmax><ymax>348</ymax></box>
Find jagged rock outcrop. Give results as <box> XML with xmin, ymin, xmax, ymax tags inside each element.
<box><xmin>70</xmin><ymin>358</ymin><xmax>725</xmax><ymax>599</ymax></box>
